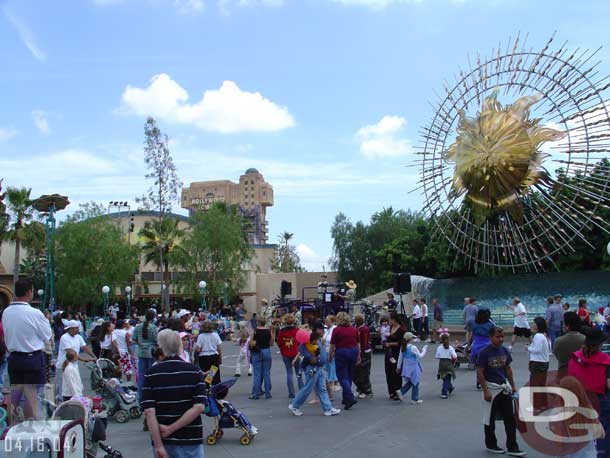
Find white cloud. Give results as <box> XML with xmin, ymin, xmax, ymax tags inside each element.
<box><xmin>92</xmin><ymin>0</ymin><xmax>204</xmax><ymax>13</ymax></box>
<box><xmin>120</xmin><ymin>73</ymin><xmax>295</xmax><ymax>133</ymax></box>
<box><xmin>3</xmin><ymin>8</ymin><xmax>46</xmax><ymax>62</ymax></box>
<box><xmin>218</xmin><ymin>0</ymin><xmax>283</xmax><ymax>14</ymax></box>
<box><xmin>295</xmin><ymin>243</ymin><xmax>326</xmax><ymax>271</ymax></box>
<box><xmin>32</xmin><ymin>110</ymin><xmax>50</xmax><ymax>135</ymax></box>
<box><xmin>174</xmin><ymin>0</ymin><xmax>205</xmax><ymax>14</ymax></box>
<box><xmin>331</xmin><ymin>0</ymin><xmax>422</xmax><ymax>8</ymax></box>
<box><xmin>0</xmin><ymin>127</ymin><xmax>18</xmax><ymax>142</ymax></box>
<box><xmin>91</xmin><ymin>0</ymin><xmax>123</xmax><ymax>4</ymax></box>
<box><xmin>356</xmin><ymin>115</ymin><xmax>413</xmax><ymax>159</ymax></box>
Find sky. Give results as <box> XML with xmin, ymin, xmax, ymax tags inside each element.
<box><xmin>1</xmin><ymin>0</ymin><xmax>610</xmax><ymax>271</ymax></box>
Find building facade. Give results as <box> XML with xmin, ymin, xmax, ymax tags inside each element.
<box><xmin>181</xmin><ymin>168</ymin><xmax>274</xmax><ymax>244</ymax></box>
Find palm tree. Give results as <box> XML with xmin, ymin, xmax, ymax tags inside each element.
<box><xmin>6</xmin><ymin>187</ymin><xmax>34</xmax><ymax>285</ymax></box>
<box><xmin>22</xmin><ymin>221</ymin><xmax>46</xmax><ymax>257</ymax></box>
<box><xmin>0</xmin><ymin>180</ymin><xmax>8</xmax><ymax>274</ymax></box>
<box><xmin>139</xmin><ymin>218</ymin><xmax>185</xmax><ymax>310</ymax></box>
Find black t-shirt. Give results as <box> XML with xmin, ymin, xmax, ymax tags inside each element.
<box><xmin>254</xmin><ymin>329</ymin><xmax>272</xmax><ymax>349</ymax></box>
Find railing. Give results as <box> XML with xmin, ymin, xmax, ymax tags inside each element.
<box><xmin>439</xmin><ymin>310</ymin><xmax>517</xmax><ymax>327</ymax></box>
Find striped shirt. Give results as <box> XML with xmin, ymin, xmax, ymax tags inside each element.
<box><xmin>140</xmin><ymin>358</ymin><xmax>205</xmax><ymax>445</ymax></box>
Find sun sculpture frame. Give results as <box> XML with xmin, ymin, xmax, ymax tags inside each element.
<box><xmin>416</xmin><ymin>34</ymin><xmax>610</xmax><ymax>273</ymax></box>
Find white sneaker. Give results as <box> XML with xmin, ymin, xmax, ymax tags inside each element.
<box><xmin>357</xmin><ymin>393</ymin><xmax>367</xmax><ymax>399</ymax></box>
<box><xmin>323</xmin><ymin>408</ymin><xmax>341</xmax><ymax>416</ymax></box>
<box><xmin>288</xmin><ymin>404</ymin><xmax>303</xmax><ymax>416</ymax></box>
<box><xmin>411</xmin><ymin>399</ymin><xmax>423</xmax><ymax>405</ymax></box>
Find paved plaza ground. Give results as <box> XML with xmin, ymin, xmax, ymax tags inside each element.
<box><xmin>99</xmin><ymin>341</ymin><xmax>552</xmax><ymax>458</ymax></box>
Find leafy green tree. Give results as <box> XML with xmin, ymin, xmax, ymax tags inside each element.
<box><xmin>136</xmin><ymin>117</ymin><xmax>182</xmax><ymax>309</ymax></box>
<box><xmin>54</xmin><ymin>207</ymin><xmax>139</xmax><ymax>310</ymax></box>
<box><xmin>176</xmin><ymin>204</ymin><xmax>253</xmax><ymax>303</ymax></box>
<box><xmin>6</xmin><ymin>187</ymin><xmax>34</xmax><ymax>284</ymax></box>
<box><xmin>271</xmin><ymin>231</ymin><xmax>304</xmax><ymax>272</ymax></box>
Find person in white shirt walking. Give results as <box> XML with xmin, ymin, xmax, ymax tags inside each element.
<box><xmin>56</xmin><ymin>320</ymin><xmax>96</xmax><ymax>402</ymax></box>
<box><xmin>435</xmin><ymin>331</ymin><xmax>457</xmax><ymax>399</ymax></box>
<box><xmin>2</xmin><ymin>278</ymin><xmax>52</xmax><ymax>420</ymax></box>
<box><xmin>526</xmin><ymin>317</ymin><xmax>551</xmax><ymax>413</ymax></box>
<box><xmin>507</xmin><ymin>297</ymin><xmax>531</xmax><ymax>350</ymax></box>
<box><xmin>114</xmin><ymin>320</ymin><xmax>135</xmax><ymax>382</ymax></box>
<box><xmin>61</xmin><ymin>349</ymin><xmax>83</xmax><ymax>401</ymax></box>
<box><xmin>412</xmin><ymin>300</ymin><xmax>423</xmax><ymax>340</ymax></box>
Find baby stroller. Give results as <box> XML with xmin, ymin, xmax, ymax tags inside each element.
<box><xmin>204</xmin><ymin>378</ymin><xmax>258</xmax><ymax>446</ymax></box>
<box><xmin>52</xmin><ymin>398</ymin><xmax>112</xmax><ymax>458</ymax></box>
<box><xmin>89</xmin><ymin>359</ymin><xmax>141</xmax><ymax>423</ymax></box>
<box><xmin>4</xmin><ymin>398</ymin><xmax>121</xmax><ymax>458</ymax></box>
<box><xmin>454</xmin><ymin>342</ymin><xmax>473</xmax><ymax>369</ymax></box>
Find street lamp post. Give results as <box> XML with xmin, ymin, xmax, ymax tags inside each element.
<box><xmin>223</xmin><ymin>281</ymin><xmax>229</xmax><ymax>308</ymax></box>
<box><xmin>102</xmin><ymin>285</ymin><xmax>110</xmax><ymax>316</ymax></box>
<box><xmin>32</xmin><ymin>194</ymin><xmax>69</xmax><ymax>312</ymax></box>
<box><xmin>198</xmin><ymin>280</ymin><xmax>207</xmax><ymax>311</ymax></box>
<box><xmin>37</xmin><ymin>289</ymin><xmax>44</xmax><ymax>309</ymax></box>
<box><xmin>161</xmin><ymin>284</ymin><xmax>166</xmax><ymax>310</ymax></box>
<box><xmin>125</xmin><ymin>286</ymin><xmax>132</xmax><ymax>316</ymax></box>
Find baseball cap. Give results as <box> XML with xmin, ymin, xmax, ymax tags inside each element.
<box><xmin>177</xmin><ymin>309</ymin><xmax>191</xmax><ymax>319</ymax></box>
<box><xmin>66</xmin><ymin>320</ymin><xmax>80</xmax><ymax>330</ymax></box>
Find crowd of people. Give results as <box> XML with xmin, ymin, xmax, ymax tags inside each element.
<box><xmin>2</xmin><ymin>278</ymin><xmax>610</xmax><ymax>457</ymax></box>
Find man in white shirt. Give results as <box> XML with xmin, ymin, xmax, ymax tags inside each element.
<box><xmin>420</xmin><ymin>298</ymin><xmax>430</xmax><ymax>342</ymax></box>
<box><xmin>109</xmin><ymin>303</ymin><xmax>120</xmax><ymax>320</ymax></box>
<box><xmin>412</xmin><ymin>299</ymin><xmax>422</xmax><ymax>340</ymax></box>
<box><xmin>507</xmin><ymin>297</ymin><xmax>531</xmax><ymax>350</ymax></box>
<box><xmin>56</xmin><ymin>320</ymin><xmax>96</xmax><ymax>402</ymax></box>
<box><xmin>2</xmin><ymin>278</ymin><xmax>52</xmax><ymax>420</ymax></box>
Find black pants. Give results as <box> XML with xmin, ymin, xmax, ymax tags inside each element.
<box><xmin>384</xmin><ymin>350</ymin><xmax>402</xmax><ymax>396</ymax></box>
<box><xmin>412</xmin><ymin>318</ymin><xmax>421</xmax><ymax>337</ymax></box>
<box><xmin>421</xmin><ymin>317</ymin><xmax>429</xmax><ymax>339</ymax></box>
<box><xmin>8</xmin><ymin>351</ymin><xmax>45</xmax><ymax>385</ymax></box>
<box><xmin>354</xmin><ymin>351</ymin><xmax>372</xmax><ymax>395</ymax></box>
<box><xmin>484</xmin><ymin>392</ymin><xmax>519</xmax><ymax>452</ymax></box>
<box><xmin>198</xmin><ymin>354</ymin><xmax>221</xmax><ymax>385</ymax></box>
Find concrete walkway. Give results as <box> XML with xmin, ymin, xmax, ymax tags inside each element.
<box><xmin>101</xmin><ymin>340</ymin><xmax>552</xmax><ymax>458</ymax></box>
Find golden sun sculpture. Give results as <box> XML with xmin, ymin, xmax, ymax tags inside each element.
<box><xmin>445</xmin><ymin>91</ymin><xmax>566</xmax><ymax>225</ymax></box>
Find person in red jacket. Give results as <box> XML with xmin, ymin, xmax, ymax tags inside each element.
<box><xmin>276</xmin><ymin>314</ymin><xmax>303</xmax><ymax>399</ymax></box>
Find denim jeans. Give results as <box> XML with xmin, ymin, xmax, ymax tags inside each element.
<box><xmin>400</xmin><ymin>379</ymin><xmax>420</xmax><ymax>401</ymax></box>
<box><xmin>334</xmin><ymin>347</ymin><xmax>357</xmax><ymax>404</ymax></box>
<box><xmin>251</xmin><ymin>348</ymin><xmax>272</xmax><ymax>397</ymax></box>
<box><xmin>292</xmin><ymin>367</ymin><xmax>332</xmax><ymax>412</ymax></box>
<box><xmin>0</xmin><ymin>355</ymin><xmax>7</xmax><ymax>388</ymax></box>
<box><xmin>138</xmin><ymin>357</ymin><xmax>154</xmax><ymax>402</ymax></box>
<box><xmin>152</xmin><ymin>444</ymin><xmax>204</xmax><ymax>458</ymax></box>
<box><xmin>282</xmin><ymin>355</ymin><xmax>303</xmax><ymax>398</ymax></box>
<box><xmin>597</xmin><ymin>394</ymin><xmax>610</xmax><ymax>457</ymax></box>
<box><xmin>549</xmin><ymin>328</ymin><xmax>561</xmax><ymax>349</ymax></box>
<box><xmin>441</xmin><ymin>375</ymin><xmax>453</xmax><ymax>396</ymax></box>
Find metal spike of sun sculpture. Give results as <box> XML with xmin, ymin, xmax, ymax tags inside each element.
<box><xmin>416</xmin><ymin>34</ymin><xmax>610</xmax><ymax>273</ymax></box>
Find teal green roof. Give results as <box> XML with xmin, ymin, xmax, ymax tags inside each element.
<box><xmin>245</xmin><ymin>168</ymin><xmax>259</xmax><ymax>174</ymax></box>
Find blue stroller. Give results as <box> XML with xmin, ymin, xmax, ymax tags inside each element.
<box><xmin>204</xmin><ymin>378</ymin><xmax>258</xmax><ymax>445</ymax></box>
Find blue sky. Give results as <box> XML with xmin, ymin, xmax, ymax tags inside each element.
<box><xmin>1</xmin><ymin>0</ymin><xmax>610</xmax><ymax>270</ymax></box>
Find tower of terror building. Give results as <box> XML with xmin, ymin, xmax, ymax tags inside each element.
<box><xmin>181</xmin><ymin>168</ymin><xmax>274</xmax><ymax>244</ymax></box>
